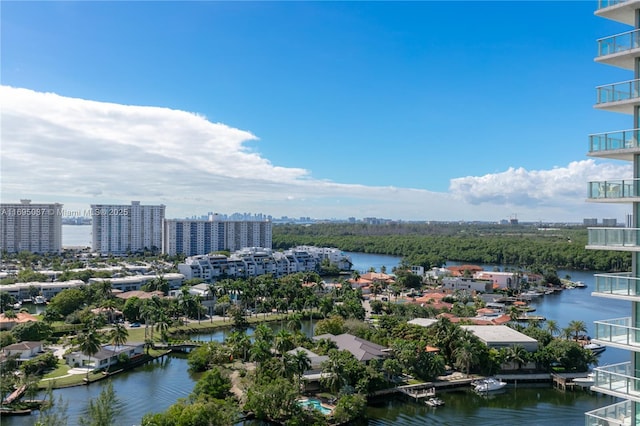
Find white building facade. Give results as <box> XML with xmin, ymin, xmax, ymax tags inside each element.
<box><xmin>163</xmin><ymin>218</ymin><xmax>272</xmax><ymax>256</ymax></box>
<box><xmin>91</xmin><ymin>201</ymin><xmax>165</xmax><ymax>255</ymax></box>
<box><xmin>0</xmin><ymin>200</ymin><xmax>63</xmax><ymax>253</ymax></box>
<box><xmin>586</xmin><ymin>2</ymin><xmax>640</xmax><ymax>424</ymax></box>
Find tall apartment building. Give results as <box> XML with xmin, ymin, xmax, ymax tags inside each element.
<box><xmin>91</xmin><ymin>201</ymin><xmax>165</xmax><ymax>255</ymax></box>
<box><xmin>0</xmin><ymin>200</ymin><xmax>63</xmax><ymax>253</ymax></box>
<box><xmin>163</xmin><ymin>218</ymin><xmax>272</xmax><ymax>256</ymax></box>
<box><xmin>586</xmin><ymin>2</ymin><xmax>640</xmax><ymax>424</ymax></box>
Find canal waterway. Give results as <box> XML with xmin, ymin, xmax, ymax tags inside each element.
<box><xmin>3</xmin><ymin>252</ymin><xmax>627</xmax><ymax>425</ymax></box>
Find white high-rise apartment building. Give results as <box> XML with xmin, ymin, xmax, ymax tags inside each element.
<box><xmin>91</xmin><ymin>201</ymin><xmax>165</xmax><ymax>255</ymax></box>
<box><xmin>163</xmin><ymin>218</ymin><xmax>272</xmax><ymax>256</ymax></box>
<box><xmin>586</xmin><ymin>1</ymin><xmax>640</xmax><ymax>424</ymax></box>
<box><xmin>0</xmin><ymin>200</ymin><xmax>63</xmax><ymax>254</ymax></box>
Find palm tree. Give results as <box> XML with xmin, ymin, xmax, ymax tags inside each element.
<box><xmin>545</xmin><ymin>319</ymin><xmax>559</xmax><ymax>337</ymax></box>
<box><xmin>453</xmin><ymin>339</ymin><xmax>478</xmax><ymax>377</ymax></box>
<box><xmin>274</xmin><ymin>329</ymin><xmax>295</xmax><ymax>354</ymax></box>
<box><xmin>567</xmin><ymin>320</ymin><xmax>588</xmax><ymax>341</ymax></box>
<box><xmin>292</xmin><ymin>349</ymin><xmax>311</xmax><ymax>391</ymax></box>
<box><xmin>108</xmin><ymin>324</ymin><xmax>128</xmax><ymax>372</ymax></box>
<box><xmin>154</xmin><ymin>314</ymin><xmax>170</xmax><ymax>343</ymax></box>
<box><xmin>505</xmin><ymin>344</ymin><xmax>529</xmax><ymax>371</ymax></box>
<box><xmin>78</xmin><ymin>329</ymin><xmax>102</xmax><ymax>383</ymax></box>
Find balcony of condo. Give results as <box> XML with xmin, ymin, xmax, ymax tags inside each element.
<box><xmin>587</xmin><ymin>227</ymin><xmax>640</xmax><ymax>250</ymax></box>
<box><xmin>592</xmin><ymin>317</ymin><xmax>640</xmax><ymax>351</ymax></box>
<box><xmin>593</xmin><ymin>272</ymin><xmax>640</xmax><ymax>300</ymax></box>
<box><xmin>587</xmin><ymin>179</ymin><xmax>640</xmax><ymax>201</ymax></box>
<box><xmin>596</xmin><ymin>79</ymin><xmax>640</xmax><ymax>113</ymax></box>
<box><xmin>589</xmin><ymin>128</ymin><xmax>640</xmax><ymax>160</ymax></box>
<box><xmin>596</xmin><ymin>29</ymin><xmax>640</xmax><ymax>69</ymax></box>
<box><xmin>591</xmin><ymin>362</ymin><xmax>640</xmax><ymax>402</ymax></box>
<box><xmin>595</xmin><ymin>0</ymin><xmax>639</xmax><ymax>25</ymax></box>
<box><xmin>585</xmin><ymin>400</ymin><xmax>632</xmax><ymax>426</ymax></box>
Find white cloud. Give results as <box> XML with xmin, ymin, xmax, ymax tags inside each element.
<box><xmin>0</xmin><ymin>86</ymin><xmax>630</xmax><ymax>222</ymax></box>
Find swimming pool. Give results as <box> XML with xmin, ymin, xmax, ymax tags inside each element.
<box><xmin>297</xmin><ymin>398</ymin><xmax>333</xmax><ymax>415</ymax></box>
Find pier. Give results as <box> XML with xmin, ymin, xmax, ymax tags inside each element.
<box><xmin>397</xmin><ymin>383</ymin><xmax>436</xmax><ymax>400</ymax></box>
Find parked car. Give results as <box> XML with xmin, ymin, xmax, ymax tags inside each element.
<box><xmin>130</xmin><ymin>322</ymin><xmax>141</xmax><ymax>328</ymax></box>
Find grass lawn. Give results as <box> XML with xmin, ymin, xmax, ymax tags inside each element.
<box><xmin>41</xmin><ymin>359</ymin><xmax>71</xmax><ymax>380</ymax></box>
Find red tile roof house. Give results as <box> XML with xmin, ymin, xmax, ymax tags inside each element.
<box><xmin>0</xmin><ymin>312</ymin><xmax>38</xmax><ymax>331</ymax></box>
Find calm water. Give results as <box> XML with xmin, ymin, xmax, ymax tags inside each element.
<box><xmin>62</xmin><ymin>224</ymin><xmax>91</xmax><ymax>248</ymax></box>
<box><xmin>3</xmin><ymin>253</ymin><xmax>627</xmax><ymax>425</ymax></box>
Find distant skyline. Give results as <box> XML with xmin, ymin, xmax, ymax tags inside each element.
<box><xmin>0</xmin><ymin>1</ymin><xmax>631</xmax><ymax>222</ymax></box>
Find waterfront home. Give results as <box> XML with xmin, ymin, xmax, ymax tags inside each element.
<box><xmin>313</xmin><ymin>333</ymin><xmax>390</xmax><ymax>362</ymax></box>
<box><xmin>441</xmin><ymin>277</ymin><xmax>493</xmax><ymax>293</ymax></box>
<box><xmin>2</xmin><ymin>341</ymin><xmax>43</xmax><ymax>361</ymax></box>
<box><xmin>0</xmin><ymin>312</ymin><xmax>37</xmax><ymax>331</ymax></box>
<box><xmin>461</xmin><ymin>325</ymin><xmax>538</xmax><ymax>353</ymax></box>
<box><xmin>287</xmin><ymin>347</ymin><xmax>329</xmax><ymax>391</ymax></box>
<box><xmin>65</xmin><ymin>343</ymin><xmax>144</xmax><ymax>370</ymax></box>
<box><xmin>115</xmin><ymin>290</ymin><xmax>165</xmax><ymax>301</ymax></box>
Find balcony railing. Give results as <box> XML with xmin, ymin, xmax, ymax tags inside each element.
<box><xmin>585</xmin><ymin>400</ymin><xmax>632</xmax><ymax>426</ymax></box>
<box><xmin>597</xmin><ymin>0</ymin><xmax>630</xmax><ymax>9</ymax></box>
<box><xmin>598</xmin><ymin>29</ymin><xmax>640</xmax><ymax>57</ymax></box>
<box><xmin>588</xmin><ymin>227</ymin><xmax>640</xmax><ymax>248</ymax></box>
<box><xmin>593</xmin><ymin>272</ymin><xmax>640</xmax><ymax>297</ymax></box>
<box><xmin>592</xmin><ymin>362</ymin><xmax>640</xmax><ymax>400</ymax></box>
<box><xmin>594</xmin><ymin>317</ymin><xmax>640</xmax><ymax>349</ymax></box>
<box><xmin>588</xmin><ymin>179</ymin><xmax>640</xmax><ymax>200</ymax></box>
<box><xmin>590</xmin><ymin>128</ymin><xmax>640</xmax><ymax>152</ymax></box>
<box><xmin>596</xmin><ymin>79</ymin><xmax>640</xmax><ymax>104</ymax></box>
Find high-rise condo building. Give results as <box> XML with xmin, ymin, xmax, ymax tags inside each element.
<box><xmin>0</xmin><ymin>199</ymin><xmax>63</xmax><ymax>253</ymax></box>
<box><xmin>586</xmin><ymin>1</ymin><xmax>640</xmax><ymax>424</ymax></box>
<box><xmin>91</xmin><ymin>201</ymin><xmax>165</xmax><ymax>255</ymax></box>
<box><xmin>163</xmin><ymin>218</ymin><xmax>272</xmax><ymax>256</ymax></box>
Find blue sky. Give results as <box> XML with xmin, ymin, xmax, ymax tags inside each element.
<box><xmin>0</xmin><ymin>1</ymin><xmax>632</xmax><ymax>222</ymax></box>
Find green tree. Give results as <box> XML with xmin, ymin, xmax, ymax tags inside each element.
<box><xmin>78</xmin><ymin>329</ymin><xmax>102</xmax><ymax>382</ymax></box>
<box><xmin>35</xmin><ymin>385</ymin><xmax>69</xmax><ymax>426</ymax></box>
<box><xmin>191</xmin><ymin>367</ymin><xmax>232</xmax><ymax>400</ymax></box>
<box><xmin>567</xmin><ymin>320</ymin><xmax>588</xmax><ymax>341</ymax></box>
<box><xmin>108</xmin><ymin>324</ymin><xmax>129</xmax><ymax>372</ymax></box>
<box><xmin>78</xmin><ymin>381</ymin><xmax>121</xmax><ymax>426</ymax></box>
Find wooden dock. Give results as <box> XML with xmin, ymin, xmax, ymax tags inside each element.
<box><xmin>397</xmin><ymin>383</ymin><xmax>436</xmax><ymax>400</ymax></box>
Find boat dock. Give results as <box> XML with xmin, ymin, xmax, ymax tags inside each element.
<box><xmin>397</xmin><ymin>383</ymin><xmax>436</xmax><ymax>400</ymax></box>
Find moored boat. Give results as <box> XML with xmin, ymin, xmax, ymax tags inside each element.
<box><xmin>473</xmin><ymin>377</ymin><xmax>507</xmax><ymax>393</ymax></box>
<box><xmin>584</xmin><ymin>342</ymin><xmax>606</xmax><ymax>355</ymax></box>
<box><xmin>425</xmin><ymin>397</ymin><xmax>444</xmax><ymax>407</ymax></box>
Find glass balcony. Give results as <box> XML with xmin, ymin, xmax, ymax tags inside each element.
<box><xmin>592</xmin><ymin>362</ymin><xmax>640</xmax><ymax>401</ymax></box>
<box><xmin>587</xmin><ymin>227</ymin><xmax>640</xmax><ymax>249</ymax></box>
<box><xmin>598</xmin><ymin>29</ymin><xmax>640</xmax><ymax>56</ymax></box>
<box><xmin>593</xmin><ymin>317</ymin><xmax>640</xmax><ymax>350</ymax></box>
<box><xmin>597</xmin><ymin>0</ymin><xmax>629</xmax><ymax>9</ymax></box>
<box><xmin>593</xmin><ymin>272</ymin><xmax>640</xmax><ymax>297</ymax></box>
<box><xmin>597</xmin><ymin>79</ymin><xmax>640</xmax><ymax>103</ymax></box>
<box><xmin>585</xmin><ymin>400</ymin><xmax>631</xmax><ymax>426</ymax></box>
<box><xmin>588</xmin><ymin>179</ymin><xmax>640</xmax><ymax>200</ymax></box>
<box><xmin>590</xmin><ymin>129</ymin><xmax>640</xmax><ymax>153</ymax></box>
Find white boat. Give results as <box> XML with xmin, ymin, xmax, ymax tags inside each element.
<box><xmin>574</xmin><ymin>281</ymin><xmax>587</xmax><ymax>288</ymax></box>
<box><xmin>34</xmin><ymin>296</ymin><xmax>46</xmax><ymax>304</ymax></box>
<box><xmin>425</xmin><ymin>397</ymin><xmax>444</xmax><ymax>407</ymax></box>
<box><xmin>473</xmin><ymin>377</ymin><xmax>507</xmax><ymax>392</ymax></box>
<box><xmin>584</xmin><ymin>343</ymin><xmax>606</xmax><ymax>355</ymax></box>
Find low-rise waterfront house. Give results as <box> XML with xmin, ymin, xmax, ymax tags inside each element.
<box><xmin>313</xmin><ymin>333</ymin><xmax>390</xmax><ymax>362</ymax></box>
<box><xmin>65</xmin><ymin>343</ymin><xmax>144</xmax><ymax>370</ymax></box>
<box><xmin>441</xmin><ymin>277</ymin><xmax>493</xmax><ymax>293</ymax></box>
<box><xmin>461</xmin><ymin>325</ymin><xmax>538</xmax><ymax>352</ymax></box>
<box><xmin>0</xmin><ymin>312</ymin><xmax>38</xmax><ymax>331</ymax></box>
<box><xmin>2</xmin><ymin>341</ymin><xmax>43</xmax><ymax>361</ymax></box>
